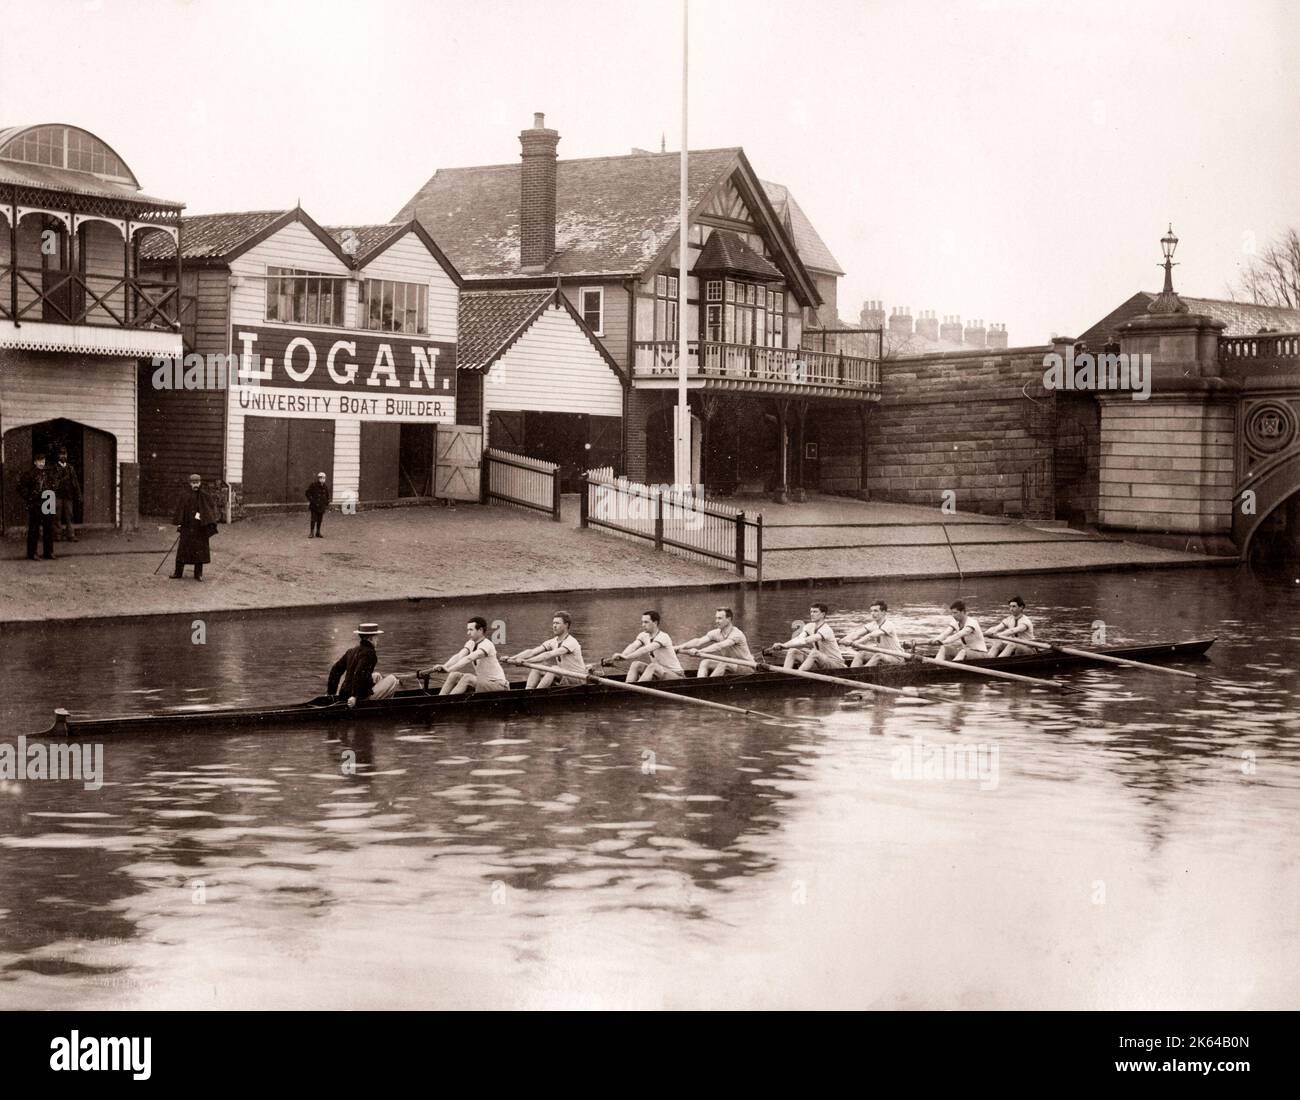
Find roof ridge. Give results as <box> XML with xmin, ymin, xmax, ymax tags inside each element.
<box><xmin>432</xmin><ymin>146</ymin><xmax>742</xmax><ymax>175</ymax></box>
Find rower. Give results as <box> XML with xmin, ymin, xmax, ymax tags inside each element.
<box><xmin>606</xmin><ymin>610</ymin><xmax>685</xmax><ymax>683</ymax></box>
<box><xmin>505</xmin><ymin>611</ymin><xmax>586</xmax><ymax>689</ymax></box>
<box><xmin>679</xmin><ymin>607</ymin><xmax>754</xmax><ymax>678</ymax></box>
<box><xmin>841</xmin><ymin>599</ymin><xmax>907</xmax><ymax>667</ymax></box>
<box><xmin>419</xmin><ymin>616</ymin><xmax>510</xmax><ymax>695</ymax></box>
<box><xmin>985</xmin><ymin>596</ymin><xmax>1036</xmax><ymax>658</ymax></box>
<box><xmin>770</xmin><ymin>602</ymin><xmax>846</xmax><ymax>671</ymax></box>
<box><xmin>930</xmin><ymin>600</ymin><xmax>989</xmax><ymax>662</ymax></box>
<box><xmin>327</xmin><ymin>623</ymin><xmax>400</xmax><ymax>707</ymax></box>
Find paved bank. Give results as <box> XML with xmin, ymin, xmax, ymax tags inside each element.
<box><xmin>0</xmin><ymin>496</ymin><xmax>1231</xmax><ymax>624</ymax></box>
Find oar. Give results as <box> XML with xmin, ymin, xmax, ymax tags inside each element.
<box><xmin>851</xmin><ymin>642</ymin><xmax>1071</xmax><ymax>691</ymax></box>
<box><xmin>507</xmin><ymin>658</ymin><xmax>790</xmax><ymax>722</ymax></box>
<box><xmin>1013</xmin><ymin>637</ymin><xmax>1198</xmax><ymax>679</ymax></box>
<box><xmin>688</xmin><ymin>649</ymin><xmax>933</xmax><ymax>702</ymax></box>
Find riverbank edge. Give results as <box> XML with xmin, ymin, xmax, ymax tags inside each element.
<box><xmin>0</xmin><ymin>554</ymin><xmax>1242</xmax><ymax>630</ymax></box>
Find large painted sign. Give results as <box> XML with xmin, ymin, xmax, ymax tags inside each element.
<box><xmin>231</xmin><ymin>325</ymin><xmax>457</xmax><ymax>423</ymax></box>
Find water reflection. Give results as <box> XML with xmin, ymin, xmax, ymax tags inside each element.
<box><xmin>1</xmin><ymin>565</ymin><xmax>1297</xmax><ymax>1008</ymax></box>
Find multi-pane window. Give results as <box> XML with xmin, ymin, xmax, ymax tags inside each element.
<box><xmin>654</xmin><ymin>274</ymin><xmax>678</xmax><ymax>341</ymax></box>
<box><xmin>579</xmin><ymin>287</ymin><xmax>604</xmax><ymax>334</ymax></box>
<box><xmin>3</xmin><ymin>125</ymin><xmax>128</xmax><ymax>178</ymax></box>
<box><xmin>266</xmin><ymin>267</ymin><xmax>347</xmax><ymax>326</ymax></box>
<box><xmin>706</xmin><ymin>279</ymin><xmax>784</xmax><ymax>346</ymax></box>
<box><xmin>359</xmin><ymin>278</ymin><xmax>428</xmax><ymax>334</ymax></box>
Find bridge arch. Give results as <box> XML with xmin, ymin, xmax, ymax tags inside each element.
<box><xmin>1234</xmin><ymin>443</ymin><xmax>1300</xmax><ymax>554</ymax></box>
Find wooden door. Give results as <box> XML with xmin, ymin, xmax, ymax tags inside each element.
<box><xmin>587</xmin><ymin>415</ymin><xmax>621</xmax><ymax>476</ymax></box>
<box><xmin>241</xmin><ymin>417</ymin><xmax>290</xmax><ymax>504</ymax></box>
<box><xmin>358</xmin><ymin>421</ymin><xmax>399</xmax><ymax>501</ymax></box>
<box><xmin>434</xmin><ymin>423</ymin><xmax>482</xmax><ymax>501</ymax></box>
<box><xmin>399</xmin><ymin>423</ymin><xmax>435</xmax><ymax>497</ymax></box>
<box><xmin>82</xmin><ymin>428</ymin><xmax>116</xmax><ymax>524</ymax></box>
<box><xmin>1</xmin><ymin>426</ymin><xmax>33</xmax><ymax>532</ymax></box>
<box><xmin>488</xmin><ymin>410</ymin><xmax>525</xmax><ymax>454</ymax></box>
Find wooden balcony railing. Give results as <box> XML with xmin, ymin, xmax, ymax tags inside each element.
<box><xmin>633</xmin><ymin>340</ymin><xmax>880</xmax><ymax>394</ymax></box>
<box><xmin>0</xmin><ymin>265</ymin><xmax>180</xmax><ymax>330</ymax></box>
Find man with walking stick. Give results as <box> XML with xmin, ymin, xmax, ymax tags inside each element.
<box><xmin>170</xmin><ymin>473</ymin><xmax>220</xmax><ymax>581</ymax></box>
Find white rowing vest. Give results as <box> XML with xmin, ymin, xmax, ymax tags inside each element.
<box><xmin>797</xmin><ymin>621</ymin><xmax>846</xmax><ymax>667</ymax></box>
<box><xmin>542</xmin><ymin>633</ymin><xmax>585</xmax><ymax>676</ymax></box>
<box><xmin>706</xmin><ymin>625</ymin><xmax>753</xmax><ymax>663</ymax></box>
<box><xmin>638</xmin><ymin>630</ymin><xmax>684</xmax><ymax>672</ymax></box>
<box><xmin>464</xmin><ymin>639</ymin><xmax>507</xmax><ymax>683</ymax></box>
<box><xmin>865</xmin><ymin>618</ymin><xmax>906</xmax><ymax>654</ymax></box>
<box><xmin>948</xmin><ymin>615</ymin><xmax>988</xmax><ymax>653</ymax></box>
<box><xmin>998</xmin><ymin>614</ymin><xmax>1035</xmax><ymax>641</ymax></box>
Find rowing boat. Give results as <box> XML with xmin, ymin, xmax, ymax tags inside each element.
<box><xmin>33</xmin><ymin>638</ymin><xmax>1215</xmax><ymax>739</ymax></box>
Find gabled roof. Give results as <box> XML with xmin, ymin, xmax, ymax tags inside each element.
<box><xmin>696</xmin><ymin>228</ymin><xmax>784</xmax><ymax>281</ymax></box>
<box><xmin>762</xmin><ymin>181</ymin><xmax>844</xmax><ymax>276</ymax></box>
<box><xmin>394</xmin><ymin>145</ymin><xmax>820</xmax><ymax>305</ymax></box>
<box><xmin>458</xmin><ymin>287</ymin><xmax>623</xmax><ymax>383</ymax></box>
<box><xmin>137</xmin><ymin>207</ymin><xmax>352</xmax><ymax>267</ymax></box>
<box><xmin>138</xmin><ymin>209</ymin><xmax>288</xmax><ymax>261</ymax></box>
<box><xmin>1078</xmin><ymin>290</ymin><xmax>1300</xmax><ymax>346</ymax></box>
<box><xmin>323</xmin><ymin>220</ymin><xmax>464</xmax><ymax>285</ymax></box>
<box><xmin>397</xmin><ymin>147</ymin><xmax>742</xmax><ymax>279</ymax></box>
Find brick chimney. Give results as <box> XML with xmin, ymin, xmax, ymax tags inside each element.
<box><xmin>963</xmin><ymin>318</ymin><xmax>987</xmax><ymax>347</ymax></box>
<box><xmin>986</xmin><ymin>322</ymin><xmax>1008</xmax><ymax>349</ymax></box>
<box><xmin>859</xmin><ymin>299</ymin><xmax>887</xmax><ymax>328</ymax></box>
<box><xmin>914</xmin><ymin>309</ymin><xmax>939</xmax><ymax>341</ymax></box>
<box><xmin>889</xmin><ymin>306</ymin><xmax>913</xmax><ymax>337</ymax></box>
<box><xmin>939</xmin><ymin>314</ymin><xmax>964</xmax><ymax>344</ymax></box>
<box><xmin>519</xmin><ymin>112</ymin><xmax>559</xmax><ymax>271</ymax></box>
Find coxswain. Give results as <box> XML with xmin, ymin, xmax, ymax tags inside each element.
<box><xmin>769</xmin><ymin>603</ymin><xmax>846</xmax><ymax>671</ymax></box>
<box><xmin>841</xmin><ymin>599</ymin><xmax>907</xmax><ymax>667</ymax></box>
<box><xmin>930</xmin><ymin>600</ymin><xmax>989</xmax><ymax>662</ymax></box>
<box><xmin>327</xmin><ymin>623</ymin><xmax>400</xmax><ymax>707</ymax></box>
<box><xmin>506</xmin><ymin>611</ymin><xmax>586</xmax><ymax>689</ymax></box>
<box><xmin>419</xmin><ymin>616</ymin><xmax>510</xmax><ymax>695</ymax></box>
<box><xmin>679</xmin><ymin>607</ymin><xmax>754</xmax><ymax>678</ymax></box>
<box><xmin>606</xmin><ymin>610</ymin><xmax>685</xmax><ymax>683</ymax></box>
<box><xmin>984</xmin><ymin>596</ymin><xmax>1036</xmax><ymax>658</ymax></box>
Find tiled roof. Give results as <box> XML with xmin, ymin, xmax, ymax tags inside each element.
<box><xmin>0</xmin><ymin>156</ymin><xmax>181</xmax><ymax>209</ymax></box>
<box><xmin>395</xmin><ymin>147</ymin><xmax>743</xmax><ymax>278</ymax></box>
<box><xmin>324</xmin><ymin>223</ymin><xmax>407</xmax><ymax>259</ymax></box>
<box><xmin>137</xmin><ymin>210</ymin><xmax>289</xmax><ymax>261</ymax></box>
<box><xmin>458</xmin><ymin>289</ymin><xmax>555</xmax><ymax>371</ymax></box>
<box><xmin>696</xmin><ymin>228</ymin><xmax>783</xmax><ymax>281</ymax></box>
<box><xmin>762</xmin><ymin>181</ymin><xmax>844</xmax><ymax>275</ymax></box>
<box><xmin>1079</xmin><ymin>291</ymin><xmax>1300</xmax><ymax>346</ymax></box>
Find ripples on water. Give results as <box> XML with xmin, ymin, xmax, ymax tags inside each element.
<box><xmin>0</xmin><ymin>566</ymin><xmax>1297</xmax><ymax>1009</ymax></box>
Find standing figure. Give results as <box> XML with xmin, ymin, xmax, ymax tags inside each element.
<box><xmin>171</xmin><ymin>473</ymin><xmax>220</xmax><ymax>581</ymax></box>
<box><xmin>305</xmin><ymin>471</ymin><xmax>330</xmax><ymax>538</ymax></box>
<box><xmin>18</xmin><ymin>453</ymin><xmax>56</xmax><ymax>561</ymax></box>
<box><xmin>53</xmin><ymin>447</ymin><xmax>81</xmax><ymax>542</ymax></box>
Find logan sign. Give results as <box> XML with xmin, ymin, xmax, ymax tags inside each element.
<box><xmin>231</xmin><ymin>326</ymin><xmax>457</xmax><ymax>424</ymax></box>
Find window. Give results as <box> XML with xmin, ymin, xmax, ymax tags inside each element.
<box><xmin>715</xmin><ymin>278</ymin><xmax>784</xmax><ymax>346</ymax></box>
<box><xmin>654</xmin><ymin>274</ymin><xmax>678</xmax><ymax>342</ymax></box>
<box><xmin>579</xmin><ymin>287</ymin><xmax>604</xmax><ymax>334</ymax></box>
<box><xmin>266</xmin><ymin>267</ymin><xmax>347</xmax><ymax>326</ymax></box>
<box><xmin>358</xmin><ymin>277</ymin><xmax>427</xmax><ymax>334</ymax></box>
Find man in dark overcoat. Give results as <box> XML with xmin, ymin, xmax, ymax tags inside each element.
<box><xmin>305</xmin><ymin>471</ymin><xmax>330</xmax><ymax>538</ymax></box>
<box><xmin>172</xmin><ymin>473</ymin><xmax>221</xmax><ymax>581</ymax></box>
<box><xmin>53</xmin><ymin>447</ymin><xmax>82</xmax><ymax>542</ymax></box>
<box><xmin>18</xmin><ymin>453</ymin><xmax>57</xmax><ymax>561</ymax></box>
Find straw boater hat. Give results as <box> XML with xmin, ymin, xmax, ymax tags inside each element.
<box><xmin>354</xmin><ymin>623</ymin><xmax>384</xmax><ymax>636</ymax></box>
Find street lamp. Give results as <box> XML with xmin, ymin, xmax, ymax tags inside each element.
<box><xmin>1148</xmin><ymin>222</ymin><xmax>1188</xmax><ymax>314</ymax></box>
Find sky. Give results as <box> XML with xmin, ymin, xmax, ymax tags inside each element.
<box><xmin>2</xmin><ymin>0</ymin><xmax>1296</xmax><ymax>343</ymax></box>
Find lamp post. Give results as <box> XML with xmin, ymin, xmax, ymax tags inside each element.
<box><xmin>1149</xmin><ymin>222</ymin><xmax>1188</xmax><ymax>314</ymax></box>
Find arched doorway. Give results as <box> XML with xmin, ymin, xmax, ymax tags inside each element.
<box><xmin>2</xmin><ymin>419</ymin><xmax>117</xmax><ymax>532</ymax></box>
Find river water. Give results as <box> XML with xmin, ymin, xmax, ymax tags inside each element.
<box><xmin>0</xmin><ymin>566</ymin><xmax>1296</xmax><ymax>1009</ymax></box>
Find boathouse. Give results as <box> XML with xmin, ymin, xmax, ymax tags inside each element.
<box><xmin>0</xmin><ymin>123</ymin><xmax>184</xmax><ymax>532</ymax></box>
<box><xmin>138</xmin><ymin>209</ymin><xmax>465</xmax><ymax>515</ymax></box>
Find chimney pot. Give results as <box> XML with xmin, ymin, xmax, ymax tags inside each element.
<box><xmin>534</xmin><ymin>112</ymin><xmax>545</xmax><ymax>128</ymax></box>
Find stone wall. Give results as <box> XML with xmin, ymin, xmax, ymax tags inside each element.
<box><xmin>861</xmin><ymin>345</ymin><xmax>1057</xmax><ymax>518</ymax></box>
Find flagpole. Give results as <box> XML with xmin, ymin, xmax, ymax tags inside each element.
<box><xmin>676</xmin><ymin>0</ymin><xmax>690</xmax><ymax>490</ymax></box>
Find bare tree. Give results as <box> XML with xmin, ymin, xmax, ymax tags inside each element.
<box><xmin>1234</xmin><ymin>227</ymin><xmax>1300</xmax><ymax>309</ymax></box>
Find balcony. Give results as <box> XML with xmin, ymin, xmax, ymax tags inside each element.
<box><xmin>633</xmin><ymin>340</ymin><xmax>880</xmax><ymax>400</ymax></box>
<box><xmin>0</xmin><ymin>264</ymin><xmax>183</xmax><ymax>359</ymax></box>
